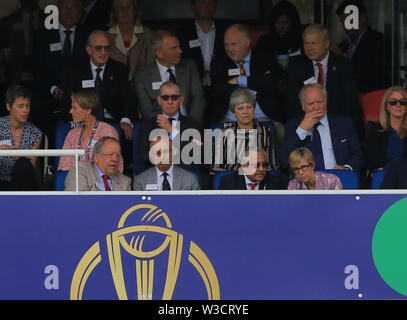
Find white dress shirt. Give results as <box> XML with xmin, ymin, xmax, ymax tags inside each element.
<box><xmin>312</xmin><ymin>52</ymin><xmax>329</xmax><ymax>88</ymax></box>
<box><xmin>195</xmin><ymin>20</ymin><xmax>216</xmax><ymax>86</ymax></box>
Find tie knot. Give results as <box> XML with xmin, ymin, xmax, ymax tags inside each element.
<box><xmin>162</xmin><ymin>172</ymin><xmax>168</xmax><ymax>177</ymax></box>
<box><xmin>102</xmin><ymin>174</ymin><xmax>109</xmax><ymax>181</ymax></box>
<box><xmin>248</xmin><ymin>183</ymin><xmax>257</xmax><ymax>190</ymax></box>
<box><xmin>313</xmin><ymin>122</ymin><xmax>321</xmax><ymax>129</ymax></box>
<box><xmin>239</xmin><ymin>61</ymin><xmax>245</xmax><ymax>66</ymax></box>
<box><xmin>65</xmin><ymin>29</ymin><xmax>72</xmax><ymax>36</ymax></box>
<box><xmin>168</xmin><ymin>117</ymin><xmax>175</xmax><ymax>122</ymax></box>
<box><xmin>96</xmin><ymin>67</ymin><xmax>102</xmax><ymax>75</ymax></box>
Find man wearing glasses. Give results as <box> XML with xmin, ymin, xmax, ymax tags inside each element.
<box><xmin>66</xmin><ymin>30</ymin><xmax>136</xmax><ymax>141</ymax></box>
<box><xmin>65</xmin><ymin>136</ymin><xmax>131</xmax><ymax>191</ymax></box>
<box><xmin>218</xmin><ymin>149</ymin><xmax>281</xmax><ymax>190</ymax></box>
<box><xmin>137</xmin><ymin>81</ymin><xmax>203</xmax><ymax>170</ymax></box>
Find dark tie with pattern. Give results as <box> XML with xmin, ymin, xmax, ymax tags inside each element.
<box><xmin>102</xmin><ymin>175</ymin><xmax>111</xmax><ymax>191</ymax></box>
<box><xmin>162</xmin><ymin>172</ymin><xmax>171</xmax><ymax>191</ymax></box>
<box><xmin>63</xmin><ymin>30</ymin><xmax>72</xmax><ymax>57</ymax></box>
<box><xmin>306</xmin><ymin>122</ymin><xmax>325</xmax><ymax>170</ymax></box>
<box><xmin>167</xmin><ymin>68</ymin><xmax>176</xmax><ymax>83</ymax></box>
<box><xmin>94</xmin><ymin>67</ymin><xmax>104</xmax><ymax>120</ymax></box>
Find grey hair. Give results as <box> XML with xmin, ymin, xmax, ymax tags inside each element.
<box><xmin>93</xmin><ymin>136</ymin><xmax>120</xmax><ymax>159</ymax></box>
<box><xmin>225</xmin><ymin>24</ymin><xmax>252</xmax><ymax>41</ymax></box>
<box><xmin>229</xmin><ymin>88</ymin><xmax>256</xmax><ymax>112</ymax></box>
<box><xmin>152</xmin><ymin>29</ymin><xmax>178</xmax><ymax>54</ymax></box>
<box><xmin>87</xmin><ymin>30</ymin><xmax>110</xmax><ymax>46</ymax></box>
<box><xmin>302</xmin><ymin>24</ymin><xmax>330</xmax><ymax>41</ymax></box>
<box><xmin>298</xmin><ymin>83</ymin><xmax>328</xmax><ymax>106</ymax></box>
<box><xmin>159</xmin><ymin>81</ymin><xmax>182</xmax><ymax>95</ymax></box>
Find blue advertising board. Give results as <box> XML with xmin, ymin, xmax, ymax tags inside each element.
<box><xmin>0</xmin><ymin>192</ymin><xmax>406</xmax><ymax>300</ymax></box>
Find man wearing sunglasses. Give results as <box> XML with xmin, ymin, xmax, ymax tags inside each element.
<box><xmin>132</xmin><ymin>29</ymin><xmax>206</xmax><ymax>125</ymax></box>
<box><xmin>218</xmin><ymin>149</ymin><xmax>281</xmax><ymax>190</ymax></box>
<box><xmin>65</xmin><ymin>30</ymin><xmax>136</xmax><ymax>141</ymax></box>
<box><xmin>137</xmin><ymin>81</ymin><xmax>203</xmax><ymax>171</ymax></box>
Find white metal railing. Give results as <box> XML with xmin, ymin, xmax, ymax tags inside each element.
<box><xmin>0</xmin><ymin>149</ymin><xmax>85</xmax><ymax>192</ymax></box>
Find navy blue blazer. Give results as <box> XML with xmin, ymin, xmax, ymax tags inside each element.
<box><xmin>380</xmin><ymin>157</ymin><xmax>407</xmax><ymax>189</ymax></box>
<box><xmin>279</xmin><ymin>114</ymin><xmax>364</xmax><ymax>171</ymax></box>
<box><xmin>285</xmin><ymin>51</ymin><xmax>358</xmax><ymax>119</ymax></box>
<box><xmin>218</xmin><ymin>172</ymin><xmax>281</xmax><ymax>190</ymax></box>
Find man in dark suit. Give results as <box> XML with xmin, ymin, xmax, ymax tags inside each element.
<box><xmin>80</xmin><ymin>0</ymin><xmax>113</xmax><ymax>32</ymax></box>
<box><xmin>218</xmin><ymin>149</ymin><xmax>281</xmax><ymax>190</ymax></box>
<box><xmin>138</xmin><ymin>81</ymin><xmax>203</xmax><ymax>171</ymax></box>
<box><xmin>285</xmin><ymin>24</ymin><xmax>358</xmax><ymax>120</ymax></box>
<box><xmin>334</xmin><ymin>0</ymin><xmax>389</xmax><ymax>93</ymax></box>
<box><xmin>280</xmin><ymin>83</ymin><xmax>363</xmax><ymax>171</ymax></box>
<box><xmin>380</xmin><ymin>157</ymin><xmax>407</xmax><ymax>189</ymax></box>
<box><xmin>211</xmin><ymin>24</ymin><xmax>282</xmax><ymax>123</ymax></box>
<box><xmin>132</xmin><ymin>29</ymin><xmax>206</xmax><ymax>125</ymax></box>
<box><xmin>33</xmin><ymin>0</ymin><xmax>88</xmax><ymax>148</ymax></box>
<box><xmin>176</xmin><ymin>0</ymin><xmax>225</xmax><ymax>126</ymax></box>
<box><xmin>66</xmin><ymin>30</ymin><xmax>136</xmax><ymax>140</ymax></box>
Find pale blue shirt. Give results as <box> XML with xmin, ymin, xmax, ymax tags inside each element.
<box><xmin>162</xmin><ymin>112</ymin><xmax>180</xmax><ymax>140</ymax></box>
<box><xmin>295</xmin><ymin>114</ymin><xmax>337</xmax><ymax>169</ymax></box>
<box><xmin>224</xmin><ymin>50</ymin><xmax>267</xmax><ymax>121</ymax></box>
<box><xmin>95</xmin><ymin>164</ymin><xmax>113</xmax><ymax>191</ymax></box>
<box><xmin>244</xmin><ymin>174</ymin><xmax>260</xmax><ymax>190</ymax></box>
<box><xmin>195</xmin><ymin>21</ymin><xmax>216</xmax><ymax>86</ymax></box>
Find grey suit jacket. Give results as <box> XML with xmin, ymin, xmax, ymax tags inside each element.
<box><xmin>132</xmin><ymin>58</ymin><xmax>206</xmax><ymax>124</ymax></box>
<box><xmin>65</xmin><ymin>161</ymin><xmax>132</xmax><ymax>191</ymax></box>
<box><xmin>133</xmin><ymin>165</ymin><xmax>200</xmax><ymax>191</ymax></box>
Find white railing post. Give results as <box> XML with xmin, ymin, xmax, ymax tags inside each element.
<box><xmin>0</xmin><ymin>149</ymin><xmax>85</xmax><ymax>192</ymax></box>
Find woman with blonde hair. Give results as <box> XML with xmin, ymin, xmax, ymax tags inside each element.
<box><xmin>288</xmin><ymin>147</ymin><xmax>342</xmax><ymax>190</ymax></box>
<box><xmin>107</xmin><ymin>0</ymin><xmax>155</xmax><ymax>80</ymax></box>
<box><xmin>58</xmin><ymin>89</ymin><xmax>123</xmax><ymax>172</ymax></box>
<box><xmin>366</xmin><ymin>86</ymin><xmax>407</xmax><ymax>170</ymax></box>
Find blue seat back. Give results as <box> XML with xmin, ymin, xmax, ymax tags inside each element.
<box><xmin>371</xmin><ymin>169</ymin><xmax>386</xmax><ymax>189</ymax></box>
<box><xmin>132</xmin><ymin>122</ymin><xmax>147</xmax><ymax>175</ymax></box>
<box><xmin>55</xmin><ymin>170</ymin><xmax>69</xmax><ymax>191</ymax></box>
<box><xmin>213</xmin><ymin>171</ymin><xmax>234</xmax><ymax>190</ymax></box>
<box><xmin>320</xmin><ymin>169</ymin><xmax>359</xmax><ymax>189</ymax></box>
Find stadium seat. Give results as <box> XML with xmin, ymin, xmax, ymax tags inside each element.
<box><xmin>320</xmin><ymin>169</ymin><xmax>359</xmax><ymax>189</ymax></box>
<box><xmin>371</xmin><ymin>168</ymin><xmax>386</xmax><ymax>189</ymax></box>
<box><xmin>360</xmin><ymin>89</ymin><xmax>386</xmax><ymax>133</ymax></box>
<box><xmin>132</xmin><ymin>122</ymin><xmax>147</xmax><ymax>175</ymax></box>
<box><xmin>55</xmin><ymin>170</ymin><xmax>69</xmax><ymax>191</ymax></box>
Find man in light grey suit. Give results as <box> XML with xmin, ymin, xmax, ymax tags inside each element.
<box><xmin>132</xmin><ymin>29</ymin><xmax>206</xmax><ymax>124</ymax></box>
<box><xmin>65</xmin><ymin>137</ymin><xmax>132</xmax><ymax>191</ymax></box>
<box><xmin>133</xmin><ymin>135</ymin><xmax>200</xmax><ymax>191</ymax></box>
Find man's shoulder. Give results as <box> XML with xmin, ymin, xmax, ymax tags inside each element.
<box><xmin>173</xmin><ymin>165</ymin><xmax>195</xmax><ymax>177</ymax></box>
<box><xmin>135</xmin><ymin>166</ymin><xmax>156</xmax><ymax>179</ymax></box>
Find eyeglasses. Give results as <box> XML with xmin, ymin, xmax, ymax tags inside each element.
<box><xmin>292</xmin><ymin>164</ymin><xmax>312</xmax><ymax>174</ymax></box>
<box><xmin>247</xmin><ymin>161</ymin><xmax>269</xmax><ymax>169</ymax></box>
<box><xmin>101</xmin><ymin>152</ymin><xmax>122</xmax><ymax>159</ymax></box>
<box><xmin>388</xmin><ymin>98</ymin><xmax>407</xmax><ymax>106</ymax></box>
<box><xmin>160</xmin><ymin>95</ymin><xmax>181</xmax><ymax>101</ymax></box>
<box><xmin>90</xmin><ymin>45</ymin><xmax>110</xmax><ymax>52</ymax></box>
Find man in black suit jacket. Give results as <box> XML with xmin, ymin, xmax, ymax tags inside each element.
<box><xmin>65</xmin><ymin>30</ymin><xmax>136</xmax><ymax>140</ymax></box>
<box><xmin>280</xmin><ymin>83</ymin><xmax>363</xmax><ymax>171</ymax></box>
<box><xmin>218</xmin><ymin>149</ymin><xmax>281</xmax><ymax>190</ymax></box>
<box><xmin>211</xmin><ymin>24</ymin><xmax>282</xmax><ymax>123</ymax></box>
<box><xmin>285</xmin><ymin>24</ymin><xmax>358</xmax><ymax>120</ymax></box>
<box><xmin>80</xmin><ymin>0</ymin><xmax>113</xmax><ymax>32</ymax></box>
<box><xmin>138</xmin><ymin>81</ymin><xmax>203</xmax><ymax>170</ymax></box>
<box><xmin>335</xmin><ymin>0</ymin><xmax>389</xmax><ymax>93</ymax></box>
<box><xmin>380</xmin><ymin>157</ymin><xmax>407</xmax><ymax>189</ymax></box>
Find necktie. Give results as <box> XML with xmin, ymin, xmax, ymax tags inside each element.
<box><xmin>316</xmin><ymin>62</ymin><xmax>324</xmax><ymax>87</ymax></box>
<box><xmin>239</xmin><ymin>61</ymin><xmax>246</xmax><ymax>76</ymax></box>
<box><xmin>306</xmin><ymin>122</ymin><xmax>325</xmax><ymax>170</ymax></box>
<box><xmin>102</xmin><ymin>175</ymin><xmax>111</xmax><ymax>191</ymax></box>
<box><xmin>63</xmin><ymin>30</ymin><xmax>72</xmax><ymax>56</ymax></box>
<box><xmin>94</xmin><ymin>67</ymin><xmax>104</xmax><ymax>120</ymax></box>
<box><xmin>162</xmin><ymin>172</ymin><xmax>171</xmax><ymax>191</ymax></box>
<box><xmin>248</xmin><ymin>183</ymin><xmax>257</xmax><ymax>190</ymax></box>
<box><xmin>167</xmin><ymin>68</ymin><xmax>176</xmax><ymax>83</ymax></box>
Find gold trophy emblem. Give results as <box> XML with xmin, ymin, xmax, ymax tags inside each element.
<box><xmin>70</xmin><ymin>204</ymin><xmax>220</xmax><ymax>300</ymax></box>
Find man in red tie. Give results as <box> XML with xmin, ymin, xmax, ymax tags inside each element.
<box><xmin>65</xmin><ymin>136</ymin><xmax>132</xmax><ymax>191</ymax></box>
<box><xmin>285</xmin><ymin>24</ymin><xmax>358</xmax><ymax>121</ymax></box>
<box><xmin>218</xmin><ymin>149</ymin><xmax>281</xmax><ymax>190</ymax></box>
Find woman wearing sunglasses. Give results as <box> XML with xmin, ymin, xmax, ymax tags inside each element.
<box><xmin>288</xmin><ymin>147</ymin><xmax>342</xmax><ymax>190</ymax></box>
<box><xmin>366</xmin><ymin>86</ymin><xmax>407</xmax><ymax>170</ymax></box>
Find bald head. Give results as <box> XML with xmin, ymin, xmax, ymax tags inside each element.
<box><xmin>224</xmin><ymin>24</ymin><xmax>252</xmax><ymax>62</ymax></box>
